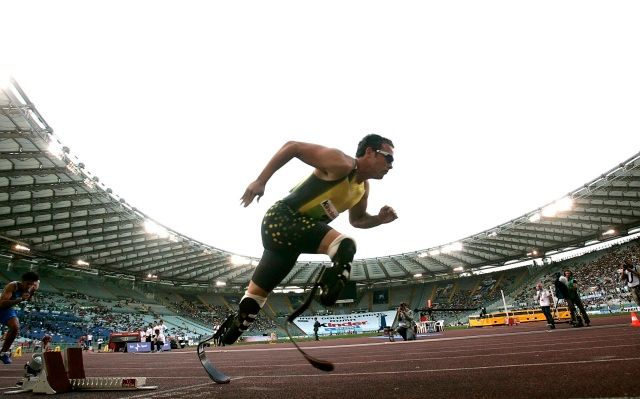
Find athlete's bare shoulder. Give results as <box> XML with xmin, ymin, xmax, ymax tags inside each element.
<box><xmin>293</xmin><ymin>142</ymin><xmax>354</xmax><ymax>180</ymax></box>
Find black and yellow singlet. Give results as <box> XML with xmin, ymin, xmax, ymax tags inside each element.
<box><xmin>282</xmin><ymin>168</ymin><xmax>365</xmax><ymax>223</ymax></box>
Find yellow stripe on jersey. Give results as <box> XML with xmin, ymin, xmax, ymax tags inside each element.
<box><xmin>283</xmin><ymin>171</ymin><xmax>365</xmax><ymax>222</ymax></box>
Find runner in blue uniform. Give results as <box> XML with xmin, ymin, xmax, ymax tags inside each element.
<box><xmin>0</xmin><ymin>271</ymin><xmax>39</xmax><ymax>364</ymax></box>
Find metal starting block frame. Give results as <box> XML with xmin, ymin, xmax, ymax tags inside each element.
<box><xmin>6</xmin><ymin>347</ymin><xmax>157</xmax><ymax>394</ymax></box>
<box><xmin>71</xmin><ymin>376</ymin><xmax>155</xmax><ymax>391</ymax></box>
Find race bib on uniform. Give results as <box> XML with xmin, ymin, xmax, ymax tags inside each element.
<box><xmin>320</xmin><ymin>200</ymin><xmax>339</xmax><ymax>220</ymax></box>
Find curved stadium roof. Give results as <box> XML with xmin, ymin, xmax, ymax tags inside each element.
<box><xmin>1</xmin><ymin>79</ymin><xmax>640</xmax><ymax>290</ymax></box>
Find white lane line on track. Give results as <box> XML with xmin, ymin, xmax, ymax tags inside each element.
<box><xmin>169</xmin><ymin>323</ymin><xmax>632</xmax><ymax>354</ymax></box>
<box><xmin>110</xmin><ymin>324</ymin><xmax>629</xmax><ymax>356</ymax></box>
<box><xmin>77</xmin><ymin>341</ymin><xmax>640</xmax><ymax>371</ymax></box>
<box><xmin>117</xmin><ymin>381</ymin><xmax>224</xmax><ymax>399</ymax></box>
<box><xmin>74</xmin><ymin>330</ymin><xmax>634</xmax><ymax>370</ymax></box>
<box><xmin>6</xmin><ymin>331</ymin><xmax>634</xmax><ymax>377</ymax></box>
<box><xmin>237</xmin><ymin>355</ymin><xmax>640</xmax><ymax>379</ymax></box>
<box><xmin>238</xmin><ymin>355</ymin><xmax>640</xmax><ymax>378</ymax></box>
<box><xmin>119</xmin><ymin>356</ymin><xmax>640</xmax><ymax>398</ymax></box>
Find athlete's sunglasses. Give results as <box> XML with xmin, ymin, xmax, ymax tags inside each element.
<box><xmin>376</xmin><ymin>150</ymin><xmax>394</xmax><ymax>164</ymax></box>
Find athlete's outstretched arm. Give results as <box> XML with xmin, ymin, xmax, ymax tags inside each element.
<box><xmin>240</xmin><ymin>141</ymin><xmax>353</xmax><ymax>207</ymax></box>
<box><xmin>348</xmin><ymin>182</ymin><xmax>398</xmax><ymax>228</ymax></box>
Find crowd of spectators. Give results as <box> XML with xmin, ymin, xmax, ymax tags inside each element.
<box><xmin>510</xmin><ymin>239</ymin><xmax>640</xmax><ymax>311</ymax></box>
<box><xmin>3</xmin><ymin>237</ymin><xmax>639</xmax><ymax>347</ymax></box>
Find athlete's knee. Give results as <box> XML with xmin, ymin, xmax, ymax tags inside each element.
<box><xmin>327</xmin><ymin>234</ymin><xmax>357</xmax><ymax>264</ymax></box>
<box><xmin>221</xmin><ymin>291</ymin><xmax>268</xmax><ymax>345</ymax></box>
<box><xmin>237</xmin><ymin>292</ymin><xmax>267</xmax><ymax>329</ymax></box>
<box><xmin>7</xmin><ymin>319</ymin><xmax>19</xmax><ymax>332</ymax></box>
<box><xmin>318</xmin><ymin>236</ymin><xmax>356</xmax><ymax>307</ymax></box>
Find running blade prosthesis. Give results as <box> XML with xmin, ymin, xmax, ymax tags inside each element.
<box><xmin>197</xmin><ymin>267</ymin><xmax>335</xmax><ymax>381</ymax></box>
<box><xmin>285</xmin><ymin>269</ymin><xmax>334</xmax><ymax>372</ymax></box>
<box><xmin>197</xmin><ymin>334</ymin><xmax>231</xmax><ymax>384</ymax></box>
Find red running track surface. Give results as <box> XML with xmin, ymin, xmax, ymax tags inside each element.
<box><xmin>1</xmin><ymin>314</ymin><xmax>638</xmax><ymax>399</ymax></box>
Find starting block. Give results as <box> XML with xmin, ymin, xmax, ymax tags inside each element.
<box><xmin>6</xmin><ymin>348</ymin><xmax>157</xmax><ymax>394</ymax></box>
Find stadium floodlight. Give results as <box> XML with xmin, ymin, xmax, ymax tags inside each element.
<box><xmin>230</xmin><ymin>254</ymin><xmax>249</xmax><ymax>266</ymax></box>
<box><xmin>215</xmin><ymin>280</ymin><xmax>226</xmax><ymax>287</ymax></box>
<box><xmin>418</xmin><ymin>252</ymin><xmax>429</xmax><ymax>258</ymax></box>
<box><xmin>413</xmin><ymin>273</ymin><xmax>423</xmax><ymax>278</ymax></box>
<box><xmin>488</xmin><ymin>231</ymin><xmax>498</xmax><ymax>237</ymax></box>
<box><xmin>556</xmin><ymin>197</ymin><xmax>573</xmax><ymax>212</ymax></box>
<box><xmin>541</xmin><ymin>204</ymin><xmax>557</xmax><ymax>217</ymax></box>
<box><xmin>76</xmin><ymin>259</ymin><xmax>90</xmax><ymax>267</ymax></box>
<box><xmin>144</xmin><ymin>220</ymin><xmax>169</xmax><ymax>238</ymax></box>
<box><xmin>602</xmin><ymin>229</ymin><xmax>616</xmax><ymax>236</ymax></box>
<box><xmin>529</xmin><ymin>213</ymin><xmax>541</xmax><ymax>222</ymax></box>
<box><xmin>541</xmin><ymin>197</ymin><xmax>573</xmax><ymax>218</ymax></box>
<box><xmin>13</xmin><ymin>244</ymin><xmax>30</xmax><ymax>252</ymax></box>
<box><xmin>453</xmin><ymin>266</ymin><xmax>464</xmax><ymax>272</ymax></box>
<box><xmin>47</xmin><ymin>141</ymin><xmax>65</xmax><ymax>160</ymax></box>
<box><xmin>442</xmin><ymin>242</ymin><xmax>462</xmax><ymax>253</ymax></box>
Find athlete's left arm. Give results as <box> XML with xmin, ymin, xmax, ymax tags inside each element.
<box><xmin>349</xmin><ymin>182</ymin><xmax>398</xmax><ymax>229</ymax></box>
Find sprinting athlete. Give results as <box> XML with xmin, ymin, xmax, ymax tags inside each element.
<box><xmin>217</xmin><ymin>134</ymin><xmax>398</xmax><ymax>345</ymax></box>
<box><xmin>0</xmin><ymin>271</ymin><xmax>39</xmax><ymax>364</ymax></box>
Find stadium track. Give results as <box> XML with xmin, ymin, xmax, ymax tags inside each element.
<box><xmin>1</xmin><ymin>314</ymin><xmax>638</xmax><ymax>399</ymax></box>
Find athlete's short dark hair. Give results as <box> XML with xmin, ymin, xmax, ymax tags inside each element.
<box><xmin>21</xmin><ymin>271</ymin><xmax>39</xmax><ymax>282</ymax></box>
<box><xmin>356</xmin><ymin>134</ymin><xmax>394</xmax><ymax>157</ymax></box>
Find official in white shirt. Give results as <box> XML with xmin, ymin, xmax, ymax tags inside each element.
<box><xmin>534</xmin><ymin>282</ymin><xmax>555</xmax><ymax>329</ymax></box>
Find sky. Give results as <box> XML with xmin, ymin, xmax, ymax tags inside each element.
<box><xmin>3</xmin><ymin>1</ymin><xmax>640</xmax><ymax>261</ymax></box>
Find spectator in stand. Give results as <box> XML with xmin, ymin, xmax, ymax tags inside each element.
<box><xmin>157</xmin><ymin>320</ymin><xmax>167</xmax><ymax>336</ymax></box>
<box><xmin>152</xmin><ymin>321</ymin><xmax>159</xmax><ymax>335</ymax></box>
<box><xmin>534</xmin><ymin>283</ymin><xmax>555</xmax><ymax>330</ymax></box>
<box><xmin>155</xmin><ymin>328</ymin><xmax>165</xmax><ymax>352</ymax></box>
<box><xmin>560</xmin><ymin>270</ymin><xmax>591</xmax><ymax>327</ymax></box>
<box><xmin>86</xmin><ymin>333</ymin><xmax>93</xmax><ymax>350</ymax></box>
<box><xmin>621</xmin><ymin>260</ymin><xmax>640</xmax><ymax>306</ymax></box>
<box><xmin>145</xmin><ymin>324</ymin><xmax>154</xmax><ymax>350</ymax></box>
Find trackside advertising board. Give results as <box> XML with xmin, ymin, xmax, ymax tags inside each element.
<box><xmin>294</xmin><ymin>311</ymin><xmax>397</xmax><ymax>335</ymax></box>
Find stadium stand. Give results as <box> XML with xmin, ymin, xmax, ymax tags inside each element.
<box><xmin>0</xmin><ymin>235</ymin><xmax>638</xmax><ymax>349</ymax></box>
